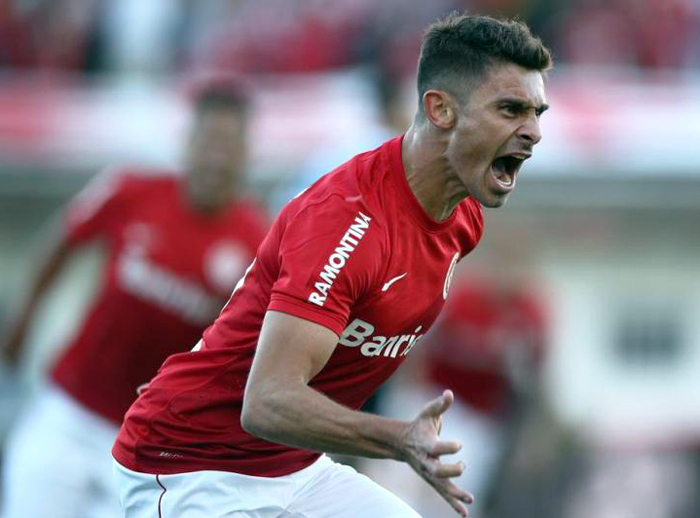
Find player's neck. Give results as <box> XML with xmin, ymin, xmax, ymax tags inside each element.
<box><xmin>402</xmin><ymin>125</ymin><xmax>468</xmax><ymax>222</ymax></box>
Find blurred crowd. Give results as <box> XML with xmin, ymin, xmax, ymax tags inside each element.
<box><xmin>1</xmin><ymin>0</ymin><xmax>699</xmax><ymax>77</ymax></box>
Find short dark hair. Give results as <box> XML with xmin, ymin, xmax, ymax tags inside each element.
<box><xmin>417</xmin><ymin>13</ymin><xmax>552</xmax><ymax>107</ymax></box>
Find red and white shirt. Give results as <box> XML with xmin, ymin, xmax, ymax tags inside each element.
<box><xmin>113</xmin><ymin>137</ymin><xmax>484</xmax><ymax>476</ymax></box>
<box><xmin>51</xmin><ymin>168</ymin><xmax>268</xmax><ymax>424</ymax></box>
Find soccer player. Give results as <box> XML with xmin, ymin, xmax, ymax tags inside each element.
<box><xmin>112</xmin><ymin>13</ymin><xmax>552</xmax><ymax>518</ymax></box>
<box><xmin>0</xmin><ymin>78</ymin><xmax>268</xmax><ymax>518</ymax></box>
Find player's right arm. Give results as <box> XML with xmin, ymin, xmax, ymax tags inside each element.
<box><xmin>1</xmin><ymin>167</ymin><xmax>127</xmax><ymax>366</ymax></box>
<box><xmin>241</xmin><ymin>310</ymin><xmax>474</xmax><ymax>517</ymax></box>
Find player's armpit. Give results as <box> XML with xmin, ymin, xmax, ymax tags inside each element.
<box><xmin>249</xmin><ymin>310</ymin><xmax>337</xmax><ymax>382</ymax></box>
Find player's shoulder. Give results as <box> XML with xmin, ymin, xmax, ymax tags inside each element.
<box><xmin>272</xmin><ymin>175</ymin><xmax>389</xmax><ymax>305</ymax></box>
<box><xmin>112</xmin><ymin>166</ymin><xmax>179</xmax><ymax>190</ymax></box>
<box><xmin>281</xmin><ymin>177</ymin><xmax>385</xmax><ymax>245</ymax></box>
<box><xmin>283</xmin><ymin>140</ymin><xmax>395</xmax><ymax>228</ymax></box>
<box><xmin>65</xmin><ymin>165</ymin><xmax>170</xmax><ymax>229</ymax></box>
<box><xmin>87</xmin><ymin>165</ymin><xmax>177</xmax><ymax>198</ymax></box>
<box><xmin>275</xmin><ymin>177</ymin><xmax>388</xmax><ymax>276</ymax></box>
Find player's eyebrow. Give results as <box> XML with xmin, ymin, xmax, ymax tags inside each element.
<box><xmin>536</xmin><ymin>103</ymin><xmax>549</xmax><ymax>116</ymax></box>
<box><xmin>498</xmin><ymin>97</ymin><xmax>549</xmax><ymax>115</ymax></box>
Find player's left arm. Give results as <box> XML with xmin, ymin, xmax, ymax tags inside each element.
<box><xmin>241</xmin><ymin>310</ymin><xmax>405</xmax><ymax>456</ymax></box>
<box><xmin>241</xmin><ymin>310</ymin><xmax>473</xmax><ymax>516</ymax></box>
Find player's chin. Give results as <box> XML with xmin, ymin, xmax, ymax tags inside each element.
<box><xmin>476</xmin><ymin>191</ymin><xmax>511</xmax><ymax>208</ymax></box>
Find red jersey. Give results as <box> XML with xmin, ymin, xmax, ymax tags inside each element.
<box><xmin>51</xmin><ymin>168</ymin><xmax>268</xmax><ymax>424</ymax></box>
<box><xmin>113</xmin><ymin>137</ymin><xmax>484</xmax><ymax>477</ymax></box>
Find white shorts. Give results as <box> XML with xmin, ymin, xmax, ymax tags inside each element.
<box><xmin>0</xmin><ymin>385</ymin><xmax>122</xmax><ymax>518</ymax></box>
<box><xmin>113</xmin><ymin>454</ymin><xmax>421</xmax><ymax>518</ymax></box>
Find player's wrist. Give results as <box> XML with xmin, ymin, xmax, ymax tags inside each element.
<box><xmin>351</xmin><ymin>412</ymin><xmax>409</xmax><ymax>460</ymax></box>
<box><xmin>387</xmin><ymin>419</ymin><xmax>414</xmax><ymax>461</ymax></box>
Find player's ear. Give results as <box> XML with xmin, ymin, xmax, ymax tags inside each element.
<box><xmin>422</xmin><ymin>90</ymin><xmax>456</xmax><ymax>129</ymax></box>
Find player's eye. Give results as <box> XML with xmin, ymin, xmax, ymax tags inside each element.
<box><xmin>501</xmin><ymin>104</ymin><xmax>520</xmax><ymax>117</ymax></box>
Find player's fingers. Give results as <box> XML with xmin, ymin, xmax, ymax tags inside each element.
<box><xmin>431</xmin><ymin>478</ymin><xmax>473</xmax><ymax>517</ymax></box>
<box><xmin>420</xmin><ymin>389</ymin><xmax>454</xmax><ymax>418</ymax></box>
<box><xmin>422</xmin><ymin>457</ymin><xmax>464</xmax><ymax>479</ymax></box>
<box><xmin>444</xmin><ymin>480</ymin><xmax>474</xmax><ymax>505</ymax></box>
<box><xmin>429</xmin><ymin>440</ymin><xmax>462</xmax><ymax>456</ymax></box>
<box><xmin>447</xmin><ymin>497</ymin><xmax>468</xmax><ymax>517</ymax></box>
<box><xmin>433</xmin><ymin>460</ymin><xmax>465</xmax><ymax>478</ymax></box>
<box><xmin>416</xmin><ymin>461</ymin><xmax>474</xmax><ymax>516</ymax></box>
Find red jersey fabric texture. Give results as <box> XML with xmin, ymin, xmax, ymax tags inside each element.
<box><xmin>113</xmin><ymin>136</ymin><xmax>484</xmax><ymax>477</ymax></box>
<box><xmin>51</xmin><ymin>168</ymin><xmax>268</xmax><ymax>425</ymax></box>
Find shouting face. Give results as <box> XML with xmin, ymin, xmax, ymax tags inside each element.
<box><xmin>445</xmin><ymin>62</ymin><xmax>548</xmax><ymax>208</ymax></box>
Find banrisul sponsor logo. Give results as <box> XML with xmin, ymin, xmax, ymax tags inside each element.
<box><xmin>339</xmin><ymin>318</ymin><xmax>424</xmax><ymax>358</ymax></box>
<box><xmin>308</xmin><ymin>212</ymin><xmax>371</xmax><ymax>306</ymax></box>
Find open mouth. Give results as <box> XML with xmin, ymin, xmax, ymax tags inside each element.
<box><xmin>490</xmin><ymin>155</ymin><xmax>526</xmax><ymax>189</ymax></box>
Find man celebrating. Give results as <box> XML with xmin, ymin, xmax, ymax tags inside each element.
<box><xmin>112</xmin><ymin>13</ymin><xmax>551</xmax><ymax>518</ymax></box>
<box><xmin>0</xmin><ymin>78</ymin><xmax>268</xmax><ymax>518</ymax></box>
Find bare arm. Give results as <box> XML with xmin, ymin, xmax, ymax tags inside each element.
<box><xmin>241</xmin><ymin>310</ymin><xmax>474</xmax><ymax>516</ymax></box>
<box><xmin>1</xmin><ymin>227</ymin><xmax>72</xmax><ymax>365</ymax></box>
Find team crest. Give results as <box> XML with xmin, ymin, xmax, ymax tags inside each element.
<box><xmin>443</xmin><ymin>252</ymin><xmax>459</xmax><ymax>300</ymax></box>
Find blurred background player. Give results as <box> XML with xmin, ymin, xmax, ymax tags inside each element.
<box><xmin>0</xmin><ymin>77</ymin><xmax>268</xmax><ymax>518</ymax></box>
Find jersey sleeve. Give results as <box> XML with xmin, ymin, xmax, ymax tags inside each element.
<box><xmin>267</xmin><ymin>196</ymin><xmax>385</xmax><ymax>337</ymax></box>
<box><xmin>63</xmin><ymin>166</ymin><xmax>132</xmax><ymax>245</ymax></box>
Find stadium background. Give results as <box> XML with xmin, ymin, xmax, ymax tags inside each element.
<box><xmin>1</xmin><ymin>0</ymin><xmax>700</xmax><ymax>516</ymax></box>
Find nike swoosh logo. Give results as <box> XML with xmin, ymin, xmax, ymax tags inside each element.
<box><xmin>381</xmin><ymin>273</ymin><xmax>407</xmax><ymax>292</ymax></box>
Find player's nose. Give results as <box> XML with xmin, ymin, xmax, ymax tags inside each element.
<box><xmin>518</xmin><ymin>115</ymin><xmax>542</xmax><ymax>145</ymax></box>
